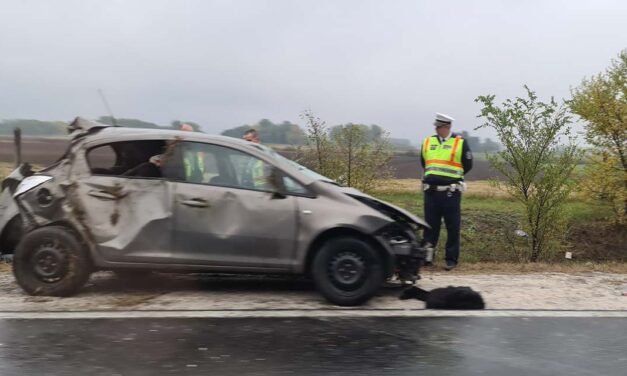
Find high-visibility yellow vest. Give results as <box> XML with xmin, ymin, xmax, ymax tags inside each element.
<box><xmin>184</xmin><ymin>151</ymin><xmax>205</xmax><ymax>181</ymax></box>
<box><xmin>184</xmin><ymin>153</ymin><xmax>193</xmax><ymax>179</ymax></box>
<box><xmin>252</xmin><ymin>159</ymin><xmax>267</xmax><ymax>189</ymax></box>
<box><xmin>422</xmin><ymin>135</ymin><xmax>465</xmax><ymax>179</ymax></box>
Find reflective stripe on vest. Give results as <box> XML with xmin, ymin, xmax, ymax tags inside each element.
<box><xmin>184</xmin><ymin>151</ymin><xmax>205</xmax><ymax>180</ymax></box>
<box><xmin>422</xmin><ymin>135</ymin><xmax>464</xmax><ymax>179</ymax></box>
<box><xmin>425</xmin><ymin>166</ymin><xmax>464</xmax><ymax>177</ymax></box>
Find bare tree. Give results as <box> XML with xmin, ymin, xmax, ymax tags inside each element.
<box><xmin>299</xmin><ymin>111</ymin><xmax>393</xmax><ymax>193</ymax></box>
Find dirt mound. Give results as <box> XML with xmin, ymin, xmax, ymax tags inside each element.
<box><xmin>569</xmin><ymin>222</ymin><xmax>627</xmax><ymax>262</ymax></box>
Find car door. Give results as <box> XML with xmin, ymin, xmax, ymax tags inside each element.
<box><xmin>73</xmin><ymin>140</ymin><xmax>175</xmax><ymax>263</ymax></box>
<box><xmin>168</xmin><ymin>141</ymin><xmax>298</xmax><ymax>270</ymax></box>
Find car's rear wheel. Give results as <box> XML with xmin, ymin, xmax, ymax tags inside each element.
<box><xmin>312</xmin><ymin>236</ymin><xmax>385</xmax><ymax>306</ymax></box>
<box><xmin>13</xmin><ymin>226</ymin><xmax>91</xmax><ymax>297</ymax></box>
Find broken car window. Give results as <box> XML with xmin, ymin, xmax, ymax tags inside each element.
<box><xmin>87</xmin><ymin>144</ymin><xmax>117</xmax><ymax>174</ymax></box>
<box><xmin>87</xmin><ymin>140</ymin><xmax>169</xmax><ymax>178</ymax></box>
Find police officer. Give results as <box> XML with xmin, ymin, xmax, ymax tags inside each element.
<box><xmin>420</xmin><ymin>113</ymin><xmax>472</xmax><ymax>270</ymax></box>
<box><xmin>242</xmin><ymin>129</ymin><xmax>268</xmax><ymax>189</ymax></box>
<box><xmin>179</xmin><ymin>123</ymin><xmax>206</xmax><ymax>182</ymax></box>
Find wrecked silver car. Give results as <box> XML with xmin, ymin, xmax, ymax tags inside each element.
<box><xmin>0</xmin><ymin>117</ymin><xmax>427</xmax><ymax>306</ymax></box>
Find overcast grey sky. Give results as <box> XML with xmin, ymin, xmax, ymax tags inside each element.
<box><xmin>0</xmin><ymin>0</ymin><xmax>625</xmax><ymax>141</ymax></box>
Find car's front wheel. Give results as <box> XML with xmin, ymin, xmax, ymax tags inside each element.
<box><xmin>13</xmin><ymin>226</ymin><xmax>91</xmax><ymax>296</ymax></box>
<box><xmin>312</xmin><ymin>236</ymin><xmax>385</xmax><ymax>306</ymax></box>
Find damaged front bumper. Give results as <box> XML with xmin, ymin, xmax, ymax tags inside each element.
<box><xmin>375</xmin><ymin>223</ymin><xmax>427</xmax><ymax>283</ymax></box>
<box><xmin>2</xmin><ymin>164</ymin><xmax>77</xmax><ymax>242</ymax></box>
<box><xmin>0</xmin><ymin>164</ymin><xmax>36</xmax><ymax>255</ymax></box>
<box><xmin>343</xmin><ymin>190</ymin><xmax>429</xmax><ymax>281</ymax></box>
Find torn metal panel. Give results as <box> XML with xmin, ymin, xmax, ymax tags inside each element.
<box><xmin>14</xmin><ymin>179</ymin><xmax>64</xmax><ymax>229</ymax></box>
<box><xmin>66</xmin><ymin>139</ymin><xmax>174</xmax><ymax>261</ymax></box>
<box><xmin>73</xmin><ymin>176</ymin><xmax>174</xmax><ymax>262</ymax></box>
<box><xmin>67</xmin><ymin>117</ymin><xmax>111</xmax><ymax>139</ymax></box>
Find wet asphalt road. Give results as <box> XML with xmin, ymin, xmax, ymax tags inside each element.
<box><xmin>0</xmin><ymin>317</ymin><xmax>625</xmax><ymax>376</ymax></box>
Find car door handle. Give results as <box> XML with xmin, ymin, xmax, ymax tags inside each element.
<box><xmin>181</xmin><ymin>198</ymin><xmax>210</xmax><ymax>208</ymax></box>
<box><xmin>88</xmin><ymin>189</ymin><xmax>124</xmax><ymax>201</ymax></box>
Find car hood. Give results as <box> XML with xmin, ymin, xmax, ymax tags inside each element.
<box><xmin>336</xmin><ymin>186</ymin><xmax>430</xmax><ymax>229</ymax></box>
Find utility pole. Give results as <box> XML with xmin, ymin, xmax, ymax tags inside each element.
<box><xmin>13</xmin><ymin>127</ymin><xmax>21</xmax><ymax>167</ymax></box>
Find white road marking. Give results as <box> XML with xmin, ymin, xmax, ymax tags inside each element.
<box><xmin>0</xmin><ymin>309</ymin><xmax>625</xmax><ymax>319</ymax></box>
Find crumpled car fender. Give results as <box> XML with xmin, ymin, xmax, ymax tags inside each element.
<box><xmin>292</xmin><ymin>211</ymin><xmax>399</xmax><ymax>273</ymax></box>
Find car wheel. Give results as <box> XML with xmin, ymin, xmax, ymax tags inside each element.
<box><xmin>312</xmin><ymin>236</ymin><xmax>385</xmax><ymax>306</ymax></box>
<box><xmin>13</xmin><ymin>226</ymin><xmax>91</xmax><ymax>297</ymax></box>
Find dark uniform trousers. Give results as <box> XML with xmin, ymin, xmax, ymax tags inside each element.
<box><xmin>423</xmin><ymin>189</ymin><xmax>461</xmax><ymax>264</ymax></box>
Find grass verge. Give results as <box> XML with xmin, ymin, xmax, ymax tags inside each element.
<box><xmin>373</xmin><ymin>181</ymin><xmax>625</xmax><ymax>264</ymax></box>
<box><xmin>0</xmin><ymin>162</ymin><xmax>14</xmax><ymax>181</ymax></box>
<box><xmin>428</xmin><ymin>261</ymin><xmax>627</xmax><ymax>274</ymax></box>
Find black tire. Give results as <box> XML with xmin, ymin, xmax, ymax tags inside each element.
<box><xmin>312</xmin><ymin>236</ymin><xmax>385</xmax><ymax>306</ymax></box>
<box><xmin>13</xmin><ymin>226</ymin><xmax>91</xmax><ymax>297</ymax></box>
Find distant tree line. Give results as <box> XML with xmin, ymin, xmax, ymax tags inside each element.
<box><xmin>97</xmin><ymin>116</ymin><xmax>202</xmax><ymax>132</ymax></box>
<box><xmin>1</xmin><ymin>116</ymin><xmax>501</xmax><ymax>154</ymax></box>
<box><xmin>0</xmin><ymin>116</ymin><xmax>204</xmax><ymax>136</ymax></box>
<box><xmin>459</xmin><ymin>130</ymin><xmax>501</xmax><ymax>153</ymax></box>
<box><xmin>221</xmin><ymin>119</ymin><xmax>307</xmax><ymax>145</ymax></box>
<box><xmin>220</xmin><ymin>120</ymin><xmax>422</xmax><ymax>150</ymax></box>
<box><xmin>0</xmin><ymin>119</ymin><xmax>68</xmax><ymax>136</ymax></box>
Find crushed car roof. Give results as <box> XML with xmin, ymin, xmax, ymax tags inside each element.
<box><xmin>67</xmin><ymin>117</ymin><xmax>111</xmax><ymax>137</ymax></box>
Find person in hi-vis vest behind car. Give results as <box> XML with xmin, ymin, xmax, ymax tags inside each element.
<box><xmin>420</xmin><ymin>113</ymin><xmax>473</xmax><ymax>271</ymax></box>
